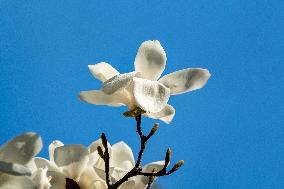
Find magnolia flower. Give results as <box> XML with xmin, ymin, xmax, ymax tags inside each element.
<box><xmin>33</xmin><ymin>140</ymin><xmax>102</xmax><ymax>189</ymax></box>
<box><xmin>32</xmin><ymin>139</ymin><xmax>159</xmax><ymax>189</ymax></box>
<box><xmin>80</xmin><ymin>40</ymin><xmax>211</xmax><ymax>123</ymax></box>
<box><xmin>0</xmin><ymin>132</ymin><xmax>47</xmax><ymax>189</ymax></box>
<box><xmin>89</xmin><ymin>139</ymin><xmax>165</xmax><ymax>189</ymax></box>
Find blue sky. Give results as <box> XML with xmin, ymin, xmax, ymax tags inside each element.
<box><xmin>0</xmin><ymin>1</ymin><xmax>283</xmax><ymax>188</ymax></box>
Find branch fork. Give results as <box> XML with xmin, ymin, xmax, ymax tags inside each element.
<box><xmin>98</xmin><ymin>109</ymin><xmax>184</xmax><ymax>189</ymax></box>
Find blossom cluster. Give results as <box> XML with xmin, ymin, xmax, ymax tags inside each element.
<box><xmin>0</xmin><ymin>40</ymin><xmax>211</xmax><ymax>189</ymax></box>
<box><xmin>0</xmin><ymin>132</ymin><xmax>164</xmax><ymax>189</ymax></box>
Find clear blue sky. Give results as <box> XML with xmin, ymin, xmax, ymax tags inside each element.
<box><xmin>0</xmin><ymin>1</ymin><xmax>283</xmax><ymax>188</ymax></box>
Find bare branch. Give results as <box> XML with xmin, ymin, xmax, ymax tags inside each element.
<box><xmin>100</xmin><ymin>133</ymin><xmax>111</xmax><ymax>188</ymax></box>
<box><xmin>100</xmin><ymin>113</ymin><xmax>184</xmax><ymax>189</ymax></box>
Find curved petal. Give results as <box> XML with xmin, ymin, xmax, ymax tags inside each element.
<box><xmin>54</xmin><ymin>145</ymin><xmax>89</xmax><ymax>180</ymax></box>
<box><xmin>48</xmin><ymin>140</ymin><xmax>64</xmax><ymax>163</ymax></box>
<box><xmin>102</xmin><ymin>72</ymin><xmax>137</xmax><ymax>95</ymax></box>
<box><xmin>142</xmin><ymin>161</ymin><xmax>165</xmax><ymax>173</ymax></box>
<box><xmin>79</xmin><ymin>90</ymin><xmax>127</xmax><ymax>107</ymax></box>
<box><xmin>111</xmin><ymin>142</ymin><xmax>134</xmax><ymax>170</ymax></box>
<box><xmin>133</xmin><ymin>78</ymin><xmax>170</xmax><ymax>113</ymax></box>
<box><xmin>118</xmin><ymin>180</ymin><xmax>135</xmax><ymax>189</ymax></box>
<box><xmin>88</xmin><ymin>62</ymin><xmax>120</xmax><ymax>82</ymax></box>
<box><xmin>47</xmin><ymin>171</ymin><xmax>66</xmax><ymax>189</ymax></box>
<box><xmin>134</xmin><ymin>40</ymin><xmax>166</xmax><ymax>80</ymax></box>
<box><xmin>87</xmin><ymin>180</ymin><xmax>107</xmax><ymax>189</ymax></box>
<box><xmin>0</xmin><ymin>132</ymin><xmax>42</xmax><ymax>165</ymax></box>
<box><xmin>31</xmin><ymin>167</ymin><xmax>51</xmax><ymax>189</ymax></box>
<box><xmin>158</xmin><ymin>68</ymin><xmax>211</xmax><ymax>95</ymax></box>
<box><xmin>88</xmin><ymin>139</ymin><xmax>112</xmax><ymax>161</ymax></box>
<box><xmin>93</xmin><ymin>167</ymin><xmax>108</xmax><ymax>181</ymax></box>
<box><xmin>93</xmin><ymin>166</ymin><xmax>128</xmax><ymax>184</ymax></box>
<box><xmin>0</xmin><ymin>161</ymin><xmax>31</xmax><ymax>176</ymax></box>
<box><xmin>78</xmin><ymin>167</ymin><xmax>101</xmax><ymax>189</ymax></box>
<box><xmin>34</xmin><ymin>157</ymin><xmax>60</xmax><ymax>172</ymax></box>
<box><xmin>110</xmin><ymin>167</ymin><xmax>129</xmax><ymax>182</ymax></box>
<box><xmin>0</xmin><ymin>174</ymin><xmax>37</xmax><ymax>189</ymax></box>
<box><xmin>144</xmin><ymin>104</ymin><xmax>175</xmax><ymax>124</ymax></box>
<box><xmin>134</xmin><ymin>161</ymin><xmax>165</xmax><ymax>186</ymax></box>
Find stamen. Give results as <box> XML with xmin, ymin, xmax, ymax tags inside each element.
<box><xmin>65</xmin><ymin>178</ymin><xmax>80</xmax><ymax>189</ymax></box>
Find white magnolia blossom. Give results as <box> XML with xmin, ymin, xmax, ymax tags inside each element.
<box><xmin>0</xmin><ymin>132</ymin><xmax>47</xmax><ymax>189</ymax></box>
<box><xmin>89</xmin><ymin>139</ymin><xmax>165</xmax><ymax>189</ymax></box>
<box><xmin>0</xmin><ymin>133</ymin><xmax>162</xmax><ymax>189</ymax></box>
<box><xmin>80</xmin><ymin>40</ymin><xmax>211</xmax><ymax>123</ymax></box>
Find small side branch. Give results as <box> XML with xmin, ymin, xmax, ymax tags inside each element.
<box><xmin>98</xmin><ymin>133</ymin><xmax>111</xmax><ymax>188</ymax></box>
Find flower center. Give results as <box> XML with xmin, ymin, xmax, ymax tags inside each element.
<box><xmin>66</xmin><ymin>178</ymin><xmax>81</xmax><ymax>189</ymax></box>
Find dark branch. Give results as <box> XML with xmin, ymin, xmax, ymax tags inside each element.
<box><xmin>101</xmin><ymin>113</ymin><xmax>184</xmax><ymax>189</ymax></box>
<box><xmin>100</xmin><ymin>133</ymin><xmax>111</xmax><ymax>188</ymax></box>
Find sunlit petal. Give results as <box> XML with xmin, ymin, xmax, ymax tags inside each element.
<box><xmin>0</xmin><ymin>132</ymin><xmax>42</xmax><ymax>165</ymax></box>
<box><xmin>134</xmin><ymin>40</ymin><xmax>166</xmax><ymax>80</ymax></box>
<box><xmin>159</xmin><ymin>68</ymin><xmax>211</xmax><ymax>95</ymax></box>
<box><xmin>53</xmin><ymin>144</ymin><xmax>89</xmax><ymax>180</ymax></box>
<box><xmin>0</xmin><ymin>161</ymin><xmax>31</xmax><ymax>176</ymax></box>
<box><xmin>88</xmin><ymin>63</ymin><xmax>119</xmax><ymax>82</ymax></box>
<box><xmin>133</xmin><ymin>77</ymin><xmax>170</xmax><ymax>113</ymax></box>
<box><xmin>102</xmin><ymin>72</ymin><xmax>137</xmax><ymax>95</ymax></box>
<box><xmin>145</xmin><ymin>104</ymin><xmax>175</xmax><ymax>124</ymax></box>
<box><xmin>79</xmin><ymin>90</ymin><xmax>127</xmax><ymax>107</ymax></box>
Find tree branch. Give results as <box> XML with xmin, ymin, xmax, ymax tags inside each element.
<box><xmin>99</xmin><ymin>133</ymin><xmax>111</xmax><ymax>188</ymax></box>
<box><xmin>100</xmin><ymin>113</ymin><xmax>184</xmax><ymax>189</ymax></box>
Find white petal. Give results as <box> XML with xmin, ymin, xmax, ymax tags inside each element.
<box><xmin>93</xmin><ymin>167</ymin><xmax>108</xmax><ymax>181</ymax></box>
<box><xmin>47</xmin><ymin>171</ymin><xmax>66</xmax><ymax>189</ymax></box>
<box><xmin>133</xmin><ymin>77</ymin><xmax>170</xmax><ymax>113</ymax></box>
<box><xmin>34</xmin><ymin>157</ymin><xmax>60</xmax><ymax>172</ymax></box>
<box><xmin>48</xmin><ymin>140</ymin><xmax>64</xmax><ymax>163</ymax></box>
<box><xmin>78</xmin><ymin>167</ymin><xmax>101</xmax><ymax>189</ymax></box>
<box><xmin>26</xmin><ymin>159</ymin><xmax>37</xmax><ymax>173</ymax></box>
<box><xmin>142</xmin><ymin>161</ymin><xmax>165</xmax><ymax>173</ymax></box>
<box><xmin>110</xmin><ymin>167</ymin><xmax>129</xmax><ymax>182</ymax></box>
<box><xmin>0</xmin><ymin>161</ymin><xmax>31</xmax><ymax>176</ymax></box>
<box><xmin>88</xmin><ymin>62</ymin><xmax>120</xmax><ymax>82</ymax></box>
<box><xmin>88</xmin><ymin>139</ymin><xmax>113</xmax><ymax>169</ymax></box>
<box><xmin>134</xmin><ymin>40</ymin><xmax>166</xmax><ymax>80</ymax></box>
<box><xmin>87</xmin><ymin>180</ymin><xmax>107</xmax><ymax>189</ymax></box>
<box><xmin>79</xmin><ymin>90</ymin><xmax>127</xmax><ymax>107</ymax></box>
<box><xmin>0</xmin><ymin>174</ymin><xmax>37</xmax><ymax>189</ymax></box>
<box><xmin>102</xmin><ymin>72</ymin><xmax>137</xmax><ymax>95</ymax></box>
<box><xmin>158</xmin><ymin>68</ymin><xmax>211</xmax><ymax>95</ymax></box>
<box><xmin>138</xmin><ymin>161</ymin><xmax>165</xmax><ymax>185</ymax></box>
<box><xmin>31</xmin><ymin>168</ymin><xmax>51</xmax><ymax>189</ymax></box>
<box><xmin>0</xmin><ymin>132</ymin><xmax>43</xmax><ymax>165</ymax></box>
<box><xmin>53</xmin><ymin>145</ymin><xmax>89</xmax><ymax>180</ymax></box>
<box><xmin>111</xmin><ymin>142</ymin><xmax>135</xmax><ymax>170</ymax></box>
<box><xmin>118</xmin><ymin>180</ymin><xmax>135</xmax><ymax>189</ymax></box>
<box><xmin>145</xmin><ymin>104</ymin><xmax>175</xmax><ymax>124</ymax></box>
<box><xmin>93</xmin><ymin>166</ymin><xmax>128</xmax><ymax>185</ymax></box>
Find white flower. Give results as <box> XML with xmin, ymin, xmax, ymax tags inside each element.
<box><xmin>79</xmin><ymin>40</ymin><xmax>211</xmax><ymax>123</ymax></box>
<box><xmin>0</xmin><ymin>132</ymin><xmax>45</xmax><ymax>189</ymax></box>
<box><xmin>31</xmin><ymin>139</ymin><xmax>164</xmax><ymax>189</ymax></box>
<box><xmin>89</xmin><ymin>139</ymin><xmax>166</xmax><ymax>189</ymax></box>
<box><xmin>33</xmin><ymin>140</ymin><xmax>101</xmax><ymax>189</ymax></box>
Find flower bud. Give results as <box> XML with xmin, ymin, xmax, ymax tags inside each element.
<box><xmin>149</xmin><ymin>123</ymin><xmax>159</xmax><ymax>137</ymax></box>
<box><xmin>101</xmin><ymin>133</ymin><xmax>108</xmax><ymax>150</ymax></box>
<box><xmin>165</xmin><ymin>148</ymin><xmax>171</xmax><ymax>167</ymax></box>
<box><xmin>97</xmin><ymin>146</ymin><xmax>104</xmax><ymax>158</ymax></box>
<box><xmin>168</xmin><ymin>160</ymin><xmax>184</xmax><ymax>174</ymax></box>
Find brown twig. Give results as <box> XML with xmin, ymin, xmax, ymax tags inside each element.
<box><xmin>100</xmin><ymin>113</ymin><xmax>184</xmax><ymax>189</ymax></box>
<box><xmin>99</xmin><ymin>133</ymin><xmax>111</xmax><ymax>188</ymax></box>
